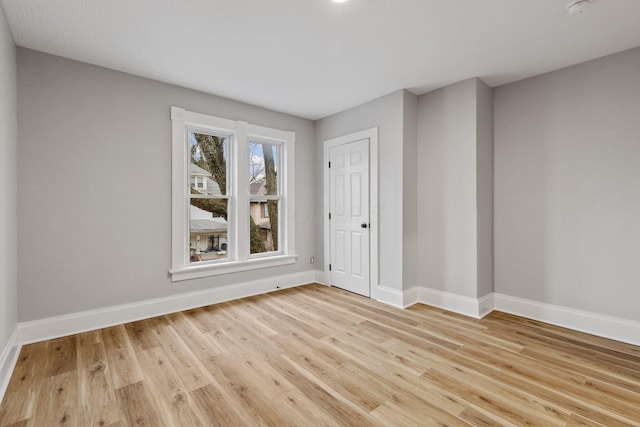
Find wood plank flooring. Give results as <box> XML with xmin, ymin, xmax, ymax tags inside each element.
<box><xmin>1</xmin><ymin>284</ymin><xmax>639</xmax><ymax>426</ymax></box>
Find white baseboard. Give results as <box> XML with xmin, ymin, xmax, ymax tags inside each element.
<box><xmin>478</xmin><ymin>293</ymin><xmax>494</xmax><ymax>318</ymax></box>
<box><xmin>18</xmin><ymin>270</ymin><xmax>317</xmax><ymax>345</ymax></box>
<box><xmin>7</xmin><ymin>269</ymin><xmax>639</xmax><ymax>401</ymax></box>
<box><xmin>414</xmin><ymin>286</ymin><xmax>491</xmax><ymax>319</ymax></box>
<box><xmin>315</xmin><ymin>270</ymin><xmax>329</xmax><ymax>286</ymax></box>
<box><xmin>494</xmin><ymin>293</ymin><xmax>640</xmax><ymax>346</ymax></box>
<box><xmin>375</xmin><ymin>285</ymin><xmax>489</xmax><ymax>317</ymax></box>
<box><xmin>0</xmin><ymin>327</ymin><xmax>21</xmax><ymax>403</ymax></box>
<box><xmin>376</xmin><ymin>285</ymin><xmax>406</xmax><ymax>308</ymax></box>
<box><xmin>403</xmin><ymin>287</ymin><xmax>420</xmax><ymax>308</ymax></box>
<box><xmin>411</xmin><ymin>288</ymin><xmax>639</xmax><ymax>345</ymax></box>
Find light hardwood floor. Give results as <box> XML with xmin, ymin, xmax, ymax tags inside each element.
<box><xmin>1</xmin><ymin>284</ymin><xmax>639</xmax><ymax>426</ymax></box>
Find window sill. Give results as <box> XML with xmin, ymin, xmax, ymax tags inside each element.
<box><xmin>169</xmin><ymin>254</ymin><xmax>298</xmax><ymax>282</ymax></box>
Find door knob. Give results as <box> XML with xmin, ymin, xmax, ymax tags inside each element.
<box><xmin>361</xmin><ymin>223</ymin><xmax>368</xmax><ymax>229</ymax></box>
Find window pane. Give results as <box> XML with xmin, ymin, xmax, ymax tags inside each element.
<box><xmin>249</xmin><ymin>142</ymin><xmax>279</xmax><ymax>196</ymax></box>
<box><xmin>249</xmin><ymin>201</ymin><xmax>279</xmax><ymax>254</ymax></box>
<box><xmin>189</xmin><ymin>199</ymin><xmax>229</xmax><ymax>263</ymax></box>
<box><xmin>189</xmin><ymin>132</ymin><xmax>228</xmax><ymax>196</ymax></box>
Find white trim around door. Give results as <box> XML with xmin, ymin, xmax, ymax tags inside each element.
<box><xmin>323</xmin><ymin>128</ymin><xmax>379</xmax><ymax>299</ymax></box>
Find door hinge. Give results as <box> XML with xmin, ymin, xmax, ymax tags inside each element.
<box><xmin>328</xmin><ymin>212</ymin><xmax>331</xmax><ymax>220</ymax></box>
<box><xmin>329</xmin><ymin>264</ymin><xmax>332</xmax><ymax>271</ymax></box>
<box><xmin>328</xmin><ymin>161</ymin><xmax>331</xmax><ymax>168</ymax></box>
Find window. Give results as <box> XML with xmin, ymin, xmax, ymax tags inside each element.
<box><xmin>170</xmin><ymin>107</ymin><xmax>296</xmax><ymax>281</ymax></box>
<box><xmin>188</xmin><ymin>131</ymin><xmax>230</xmax><ymax>264</ymax></box>
<box><xmin>249</xmin><ymin>141</ymin><xmax>280</xmax><ymax>255</ymax></box>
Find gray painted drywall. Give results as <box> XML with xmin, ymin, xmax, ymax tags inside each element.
<box><xmin>315</xmin><ymin>90</ymin><xmax>405</xmax><ymax>291</ymax></box>
<box><xmin>0</xmin><ymin>6</ymin><xmax>17</xmax><ymax>352</ymax></box>
<box><xmin>402</xmin><ymin>91</ymin><xmax>418</xmax><ymax>291</ymax></box>
<box><xmin>17</xmin><ymin>48</ymin><xmax>316</xmax><ymax>321</ymax></box>
<box><xmin>494</xmin><ymin>47</ymin><xmax>640</xmax><ymax>321</ymax></box>
<box><xmin>476</xmin><ymin>80</ymin><xmax>494</xmax><ymax>298</ymax></box>
<box><xmin>417</xmin><ymin>79</ymin><xmax>479</xmax><ymax>298</ymax></box>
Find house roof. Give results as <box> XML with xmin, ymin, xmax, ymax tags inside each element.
<box><xmin>256</xmin><ymin>218</ymin><xmax>271</xmax><ymax>230</ymax></box>
<box><xmin>190</xmin><ymin>219</ymin><xmax>227</xmax><ymax>234</ymax></box>
<box><xmin>189</xmin><ymin>163</ymin><xmax>211</xmax><ymax>177</ymax></box>
<box><xmin>190</xmin><ymin>205</ymin><xmax>227</xmax><ymax>234</ymax></box>
<box><xmin>250</xmin><ymin>181</ymin><xmax>267</xmax><ymax>196</ymax></box>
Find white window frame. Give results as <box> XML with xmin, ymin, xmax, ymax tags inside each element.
<box><xmin>170</xmin><ymin>107</ymin><xmax>296</xmax><ymax>282</ymax></box>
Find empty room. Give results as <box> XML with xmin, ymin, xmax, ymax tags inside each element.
<box><xmin>1</xmin><ymin>0</ymin><xmax>639</xmax><ymax>425</ymax></box>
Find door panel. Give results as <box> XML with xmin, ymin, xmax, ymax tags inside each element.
<box><xmin>334</xmin><ymin>230</ymin><xmax>345</xmax><ymax>272</ymax></box>
<box><xmin>330</xmin><ymin>139</ymin><xmax>370</xmax><ymax>297</ymax></box>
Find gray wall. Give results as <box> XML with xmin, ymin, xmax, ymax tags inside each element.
<box><xmin>13</xmin><ymin>35</ymin><xmax>639</xmax><ymax>327</ymax></box>
<box><xmin>476</xmin><ymin>80</ymin><xmax>494</xmax><ymax>298</ymax></box>
<box><xmin>402</xmin><ymin>92</ymin><xmax>418</xmax><ymax>291</ymax></box>
<box><xmin>417</xmin><ymin>79</ymin><xmax>479</xmax><ymax>297</ymax></box>
<box><xmin>315</xmin><ymin>90</ymin><xmax>406</xmax><ymax>291</ymax></box>
<box><xmin>17</xmin><ymin>49</ymin><xmax>316</xmax><ymax>321</ymax></box>
<box><xmin>0</xmin><ymin>6</ymin><xmax>17</xmax><ymax>352</ymax></box>
<box><xmin>494</xmin><ymin>47</ymin><xmax>640</xmax><ymax>321</ymax></box>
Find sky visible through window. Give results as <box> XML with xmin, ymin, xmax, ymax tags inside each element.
<box><xmin>249</xmin><ymin>141</ymin><xmax>278</xmax><ymax>187</ymax></box>
<box><xmin>189</xmin><ymin>133</ymin><xmax>277</xmax><ymax>188</ymax></box>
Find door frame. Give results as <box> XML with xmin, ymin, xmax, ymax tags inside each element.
<box><xmin>323</xmin><ymin>127</ymin><xmax>379</xmax><ymax>299</ymax></box>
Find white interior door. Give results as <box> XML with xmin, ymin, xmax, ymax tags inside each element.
<box><xmin>329</xmin><ymin>139</ymin><xmax>370</xmax><ymax>297</ymax></box>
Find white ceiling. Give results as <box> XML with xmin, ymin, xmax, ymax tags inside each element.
<box><xmin>2</xmin><ymin>0</ymin><xmax>640</xmax><ymax>120</ymax></box>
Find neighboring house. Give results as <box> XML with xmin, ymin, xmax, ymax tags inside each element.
<box><xmin>188</xmin><ymin>170</ymin><xmax>273</xmax><ymax>258</ymax></box>
<box><xmin>189</xmin><ymin>163</ymin><xmax>227</xmax><ymax>261</ymax></box>
<box><xmin>190</xmin><ymin>163</ymin><xmax>222</xmax><ymax>195</ymax></box>
<box><xmin>189</xmin><ymin>205</ymin><xmax>227</xmax><ymax>261</ymax></box>
<box><xmin>249</xmin><ymin>181</ymin><xmax>273</xmax><ymax>251</ymax></box>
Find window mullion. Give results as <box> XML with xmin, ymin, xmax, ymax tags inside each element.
<box><xmin>190</xmin><ymin>195</ymin><xmax>229</xmax><ymax>200</ymax></box>
<box><xmin>235</xmin><ymin>121</ymin><xmax>249</xmax><ymax>261</ymax></box>
<box><xmin>249</xmin><ymin>196</ymin><xmax>280</xmax><ymax>202</ymax></box>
